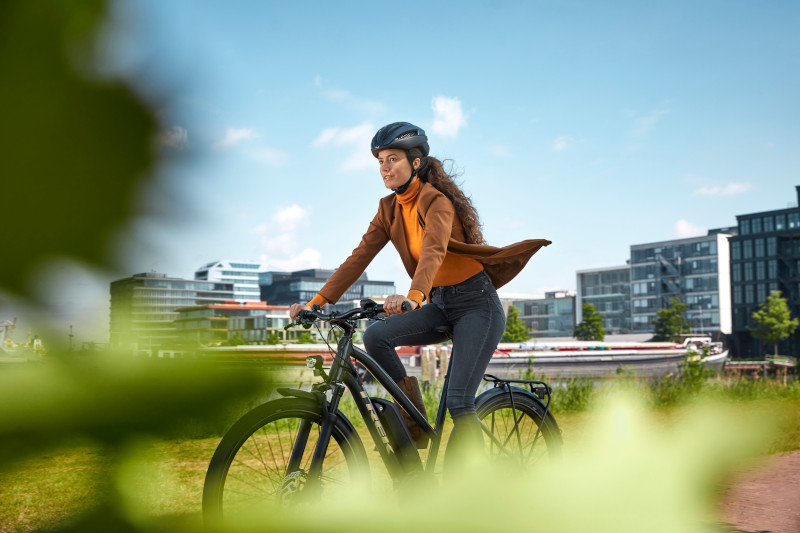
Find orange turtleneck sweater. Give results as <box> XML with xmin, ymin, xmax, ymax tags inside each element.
<box><xmin>308</xmin><ymin>178</ymin><xmax>483</xmax><ymax>308</ymax></box>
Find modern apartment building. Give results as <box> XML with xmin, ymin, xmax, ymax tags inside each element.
<box><xmin>510</xmin><ymin>291</ymin><xmax>577</xmax><ymax>338</ymax></box>
<box><xmin>630</xmin><ymin>231</ymin><xmax>733</xmax><ymax>336</ymax></box>
<box><xmin>195</xmin><ymin>260</ymin><xmax>262</xmax><ymax>302</ymax></box>
<box><xmin>576</xmin><ymin>265</ymin><xmax>632</xmax><ymax>334</ymax></box>
<box><xmin>174</xmin><ymin>302</ymin><xmax>291</xmax><ymax>345</ymax></box>
<box><xmin>259</xmin><ymin>269</ymin><xmax>395</xmax><ymax>306</ymax></box>
<box><xmin>730</xmin><ymin>186</ymin><xmax>800</xmax><ymax>356</ymax></box>
<box><xmin>109</xmin><ymin>272</ymin><xmax>234</xmax><ymax>351</ymax></box>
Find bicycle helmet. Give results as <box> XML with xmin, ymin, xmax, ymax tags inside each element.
<box><xmin>371</xmin><ymin>122</ymin><xmax>430</xmax><ymax>194</ymax></box>
<box><xmin>370</xmin><ymin>122</ymin><xmax>429</xmax><ymax>157</ymax></box>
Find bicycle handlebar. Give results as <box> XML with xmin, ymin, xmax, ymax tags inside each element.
<box><xmin>284</xmin><ymin>299</ymin><xmax>411</xmax><ymax>330</ymax></box>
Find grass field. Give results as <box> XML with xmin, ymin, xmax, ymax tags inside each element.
<box><xmin>1</xmin><ymin>395</ymin><xmax>798</xmax><ymax>533</ymax></box>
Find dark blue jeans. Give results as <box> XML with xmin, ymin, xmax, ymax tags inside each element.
<box><xmin>362</xmin><ymin>270</ymin><xmax>506</xmax><ymax>418</ymax></box>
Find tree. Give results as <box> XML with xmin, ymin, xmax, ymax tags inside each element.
<box><xmin>501</xmin><ymin>305</ymin><xmax>530</xmax><ymax>343</ymax></box>
<box><xmin>574</xmin><ymin>303</ymin><xmax>606</xmax><ymax>341</ymax></box>
<box><xmin>266</xmin><ymin>331</ymin><xmax>282</xmax><ymax>345</ymax></box>
<box><xmin>751</xmin><ymin>290</ymin><xmax>799</xmax><ymax>356</ymax></box>
<box><xmin>225</xmin><ymin>332</ymin><xmax>245</xmax><ymax>346</ymax></box>
<box><xmin>651</xmin><ymin>297</ymin><xmax>691</xmax><ymax>342</ymax></box>
<box><xmin>297</xmin><ymin>331</ymin><xmax>316</xmax><ymax>344</ymax></box>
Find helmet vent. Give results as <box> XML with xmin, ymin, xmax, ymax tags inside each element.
<box><xmin>395</xmin><ymin>130</ymin><xmax>418</xmax><ymax>141</ymax></box>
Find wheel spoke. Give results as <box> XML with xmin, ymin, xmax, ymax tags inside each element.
<box><xmin>204</xmin><ymin>402</ymin><xmax>364</xmax><ymax>518</ymax></box>
<box><xmin>477</xmin><ymin>394</ymin><xmax>560</xmax><ymax>469</ymax></box>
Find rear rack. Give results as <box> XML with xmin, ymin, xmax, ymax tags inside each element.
<box><xmin>483</xmin><ymin>373</ymin><xmax>554</xmax><ymax>450</ymax></box>
<box><xmin>483</xmin><ymin>373</ymin><xmax>552</xmax><ymax>400</ymax></box>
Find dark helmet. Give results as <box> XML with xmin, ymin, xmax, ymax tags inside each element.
<box><xmin>370</xmin><ymin>122</ymin><xmax>429</xmax><ymax>157</ymax></box>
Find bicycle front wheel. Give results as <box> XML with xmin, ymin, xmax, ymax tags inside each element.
<box><xmin>202</xmin><ymin>397</ymin><xmax>368</xmax><ymax>520</ymax></box>
<box><xmin>476</xmin><ymin>390</ymin><xmax>562</xmax><ymax>467</ymax></box>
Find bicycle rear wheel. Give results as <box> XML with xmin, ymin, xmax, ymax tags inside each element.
<box><xmin>203</xmin><ymin>397</ymin><xmax>367</xmax><ymax>520</ymax></box>
<box><xmin>476</xmin><ymin>390</ymin><xmax>562</xmax><ymax>466</ymax></box>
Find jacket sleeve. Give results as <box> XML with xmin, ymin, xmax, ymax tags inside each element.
<box><xmin>316</xmin><ymin>206</ymin><xmax>390</xmax><ymax>304</ymax></box>
<box><xmin>410</xmin><ymin>194</ymin><xmax>454</xmax><ymax>301</ymax></box>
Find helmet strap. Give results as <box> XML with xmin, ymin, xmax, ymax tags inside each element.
<box><xmin>392</xmin><ymin>171</ymin><xmax>417</xmax><ymax>195</ymax></box>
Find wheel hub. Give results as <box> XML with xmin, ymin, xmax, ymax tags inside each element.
<box><xmin>278</xmin><ymin>470</ymin><xmax>306</xmax><ymax>505</ymax></box>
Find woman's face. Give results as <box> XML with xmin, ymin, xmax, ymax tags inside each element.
<box><xmin>377</xmin><ymin>149</ymin><xmax>419</xmax><ymax>190</ymax></box>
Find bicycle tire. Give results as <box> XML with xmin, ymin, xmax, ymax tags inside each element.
<box><xmin>476</xmin><ymin>390</ymin><xmax>562</xmax><ymax>466</ymax></box>
<box><xmin>202</xmin><ymin>397</ymin><xmax>368</xmax><ymax>519</ymax></box>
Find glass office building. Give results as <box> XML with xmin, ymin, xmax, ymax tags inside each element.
<box><xmin>195</xmin><ymin>260</ymin><xmax>262</xmax><ymax>302</ymax></box>
<box><xmin>511</xmin><ymin>291</ymin><xmax>577</xmax><ymax>338</ymax></box>
<box><xmin>576</xmin><ymin>265</ymin><xmax>632</xmax><ymax>334</ymax></box>
<box><xmin>175</xmin><ymin>302</ymin><xmax>291</xmax><ymax>345</ymax></box>
<box><xmin>259</xmin><ymin>269</ymin><xmax>395</xmax><ymax>305</ymax></box>
<box><xmin>630</xmin><ymin>231</ymin><xmax>733</xmax><ymax>336</ymax></box>
<box><xmin>730</xmin><ymin>186</ymin><xmax>800</xmax><ymax>356</ymax></box>
<box><xmin>110</xmin><ymin>272</ymin><xmax>234</xmax><ymax>351</ymax></box>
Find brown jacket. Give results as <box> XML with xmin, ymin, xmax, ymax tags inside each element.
<box><xmin>317</xmin><ymin>182</ymin><xmax>551</xmax><ymax>304</ymax></box>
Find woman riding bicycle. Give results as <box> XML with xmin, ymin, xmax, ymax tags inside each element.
<box><xmin>290</xmin><ymin>122</ymin><xmax>549</xmax><ymax>461</ymax></box>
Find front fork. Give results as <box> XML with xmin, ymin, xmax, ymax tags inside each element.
<box><xmin>291</xmin><ymin>337</ymin><xmax>352</xmax><ymax>497</ymax></box>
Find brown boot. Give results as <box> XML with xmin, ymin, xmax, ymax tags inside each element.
<box><xmin>395</xmin><ymin>376</ymin><xmax>429</xmax><ymax>449</ymax></box>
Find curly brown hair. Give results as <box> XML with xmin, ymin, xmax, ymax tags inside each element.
<box><xmin>406</xmin><ymin>148</ymin><xmax>485</xmax><ymax>245</ymax></box>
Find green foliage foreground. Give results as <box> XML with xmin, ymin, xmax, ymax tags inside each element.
<box><xmin>1</xmin><ymin>362</ymin><xmax>797</xmax><ymax>533</ymax></box>
<box><xmin>1</xmin><ymin>1</ymin><xmax>798</xmax><ymax>532</ymax></box>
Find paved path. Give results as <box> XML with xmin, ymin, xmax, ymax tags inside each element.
<box><xmin>720</xmin><ymin>451</ymin><xmax>800</xmax><ymax>533</ymax></box>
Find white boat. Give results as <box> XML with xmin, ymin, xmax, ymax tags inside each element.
<box><xmin>487</xmin><ymin>336</ymin><xmax>728</xmax><ymax>379</ymax></box>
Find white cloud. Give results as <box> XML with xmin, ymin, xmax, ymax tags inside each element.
<box><xmin>312</xmin><ymin>122</ymin><xmax>375</xmax><ymax>171</ymax></box>
<box><xmin>312</xmin><ymin>127</ymin><xmax>339</xmax><ymax>147</ymax></box>
<box><xmin>213</xmin><ymin>128</ymin><xmax>258</xmax><ymax>150</ymax></box>
<box><xmin>552</xmin><ymin>136</ymin><xmax>573</xmax><ymax>151</ymax></box>
<box><xmin>692</xmin><ymin>182</ymin><xmax>753</xmax><ymax>197</ymax></box>
<box><xmin>260</xmin><ymin>248</ymin><xmax>322</xmax><ymax>272</ymax></box>
<box><xmin>159</xmin><ymin>125</ymin><xmax>188</xmax><ymax>149</ymax></box>
<box><xmin>272</xmin><ymin>204</ymin><xmax>310</xmax><ymax>231</ymax></box>
<box><xmin>314</xmin><ymin>77</ymin><xmax>386</xmax><ymax>114</ymax></box>
<box><xmin>251</xmin><ymin>205</ymin><xmax>320</xmax><ymax>271</ymax></box>
<box><xmin>246</xmin><ymin>147</ymin><xmax>287</xmax><ymax>166</ymax></box>
<box><xmin>674</xmin><ymin>219</ymin><xmax>706</xmax><ymax>238</ymax></box>
<box><xmin>431</xmin><ymin>96</ymin><xmax>467</xmax><ymax>137</ymax></box>
<box><xmin>312</xmin><ymin>123</ymin><xmax>373</xmax><ymax>147</ymax></box>
<box><xmin>630</xmin><ymin>106</ymin><xmax>671</xmax><ymax>138</ymax></box>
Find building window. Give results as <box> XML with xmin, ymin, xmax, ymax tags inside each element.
<box><xmin>740</xmin><ymin>219</ymin><xmax>750</xmax><ymax>235</ymax></box>
<box><xmin>763</xmin><ymin>216</ymin><xmax>774</xmax><ymax>233</ymax></box>
<box><xmin>755</xmin><ymin>238</ymin><xmax>765</xmax><ymax>257</ymax></box>
<box><xmin>790</xmin><ymin>212</ymin><xmax>800</xmax><ymax>229</ymax></box>
<box><xmin>776</xmin><ymin>214</ymin><xmax>786</xmax><ymax>231</ymax></box>
<box><xmin>756</xmin><ymin>261</ymin><xmax>765</xmax><ymax>280</ymax></box>
<box><xmin>743</xmin><ymin>240</ymin><xmax>753</xmax><ymax>259</ymax></box>
<box><xmin>744</xmin><ymin>262</ymin><xmax>753</xmax><ymax>281</ymax></box>
<box><xmin>751</xmin><ymin>217</ymin><xmax>762</xmax><ymax>234</ymax></box>
<box><xmin>767</xmin><ymin>237</ymin><xmax>777</xmax><ymax>256</ymax></box>
<box><xmin>732</xmin><ymin>264</ymin><xmax>741</xmax><ymax>282</ymax></box>
<box><xmin>745</xmin><ymin>285</ymin><xmax>754</xmax><ymax>304</ymax></box>
<box><xmin>731</xmin><ymin>241</ymin><xmax>741</xmax><ymax>260</ymax></box>
<box><xmin>733</xmin><ymin>286</ymin><xmax>742</xmax><ymax>305</ymax></box>
<box><xmin>768</xmin><ymin>260</ymin><xmax>777</xmax><ymax>279</ymax></box>
<box><xmin>757</xmin><ymin>284</ymin><xmax>766</xmax><ymax>303</ymax></box>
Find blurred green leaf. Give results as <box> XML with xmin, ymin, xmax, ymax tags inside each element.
<box><xmin>0</xmin><ymin>357</ymin><xmax>264</xmax><ymax>468</ymax></box>
<box><xmin>0</xmin><ymin>0</ymin><xmax>158</xmax><ymax>299</ymax></box>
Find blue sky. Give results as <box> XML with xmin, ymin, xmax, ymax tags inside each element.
<box><xmin>18</xmin><ymin>0</ymin><xmax>800</xmax><ymax>342</ymax></box>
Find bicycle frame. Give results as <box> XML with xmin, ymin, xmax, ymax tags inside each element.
<box><xmin>283</xmin><ymin>308</ymin><xmax>556</xmax><ymax>490</ymax></box>
<box><xmin>291</xmin><ymin>325</ymin><xmax>451</xmax><ymax>485</ymax></box>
